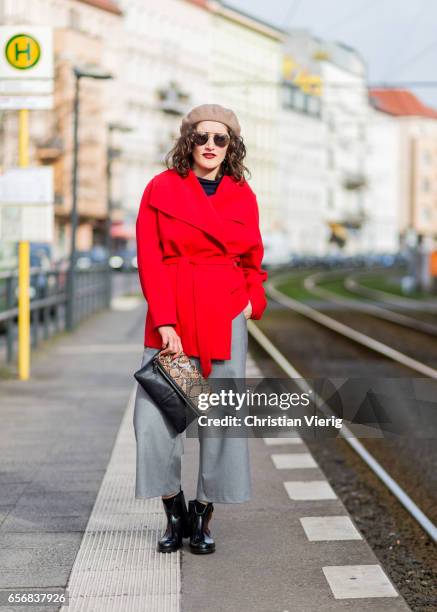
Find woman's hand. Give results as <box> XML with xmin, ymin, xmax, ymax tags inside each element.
<box><xmin>157</xmin><ymin>325</ymin><xmax>184</xmax><ymax>358</ymax></box>
<box><xmin>243</xmin><ymin>299</ymin><xmax>252</xmax><ymax>320</ymax></box>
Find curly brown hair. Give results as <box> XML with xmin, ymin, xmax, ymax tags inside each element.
<box><xmin>165</xmin><ymin>123</ymin><xmax>251</xmax><ymax>183</ymax></box>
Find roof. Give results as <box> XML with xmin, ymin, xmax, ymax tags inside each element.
<box><xmin>369</xmin><ymin>88</ymin><xmax>437</xmax><ymax>119</ymax></box>
<box><xmin>185</xmin><ymin>0</ymin><xmax>285</xmax><ymax>38</ymax></box>
<box><xmin>76</xmin><ymin>0</ymin><xmax>123</xmax><ymax>16</ymax></box>
<box><xmin>220</xmin><ymin>1</ymin><xmax>287</xmax><ymax>35</ymax></box>
<box><xmin>185</xmin><ymin>0</ymin><xmax>209</xmax><ymax>7</ymax></box>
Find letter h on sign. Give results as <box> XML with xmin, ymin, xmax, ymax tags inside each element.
<box><xmin>15</xmin><ymin>42</ymin><xmax>31</xmax><ymax>62</ymax></box>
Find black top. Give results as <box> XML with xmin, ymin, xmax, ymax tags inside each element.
<box><xmin>197</xmin><ymin>174</ymin><xmax>223</xmax><ymax>196</ymax></box>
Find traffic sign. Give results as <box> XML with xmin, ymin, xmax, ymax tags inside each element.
<box><xmin>0</xmin><ymin>26</ymin><xmax>53</xmax><ymax>79</ymax></box>
<box><xmin>0</xmin><ymin>26</ymin><xmax>53</xmax><ymax>106</ymax></box>
<box><xmin>0</xmin><ymin>95</ymin><xmax>53</xmax><ymax>109</ymax></box>
<box><xmin>0</xmin><ymin>167</ymin><xmax>53</xmax><ymax>204</ymax></box>
<box><xmin>0</xmin><ymin>167</ymin><xmax>54</xmax><ymax>242</ymax></box>
<box><xmin>5</xmin><ymin>33</ymin><xmax>41</xmax><ymax>70</ymax></box>
<box><xmin>0</xmin><ymin>204</ymin><xmax>54</xmax><ymax>242</ymax></box>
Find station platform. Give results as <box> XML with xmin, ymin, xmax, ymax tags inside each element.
<box><xmin>0</xmin><ymin>297</ymin><xmax>410</xmax><ymax>611</ymax></box>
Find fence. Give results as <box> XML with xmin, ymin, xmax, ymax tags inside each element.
<box><xmin>0</xmin><ymin>265</ymin><xmax>112</xmax><ymax>366</ymax></box>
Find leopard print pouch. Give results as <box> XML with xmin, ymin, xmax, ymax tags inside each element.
<box><xmin>154</xmin><ymin>351</ymin><xmax>213</xmax><ymax>415</ymax></box>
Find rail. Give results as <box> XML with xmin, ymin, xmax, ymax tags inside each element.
<box><xmin>0</xmin><ymin>265</ymin><xmax>110</xmax><ymax>366</ymax></box>
<box><xmin>251</xmin><ymin>271</ymin><xmax>437</xmax><ymax>542</ymax></box>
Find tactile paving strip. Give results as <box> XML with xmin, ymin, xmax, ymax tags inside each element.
<box><xmin>60</xmin><ymin>386</ymin><xmax>181</xmax><ymax>612</ymax></box>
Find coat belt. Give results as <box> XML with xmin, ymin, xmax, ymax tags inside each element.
<box><xmin>162</xmin><ymin>254</ymin><xmax>240</xmax><ymax>378</ymax></box>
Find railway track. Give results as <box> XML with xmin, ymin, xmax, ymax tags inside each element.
<box><xmin>304</xmin><ymin>268</ymin><xmax>437</xmax><ymax>337</ymax></box>
<box><xmin>345</xmin><ymin>269</ymin><xmax>437</xmax><ymax>313</ymax></box>
<box><xmin>249</xmin><ymin>269</ymin><xmax>437</xmax><ymax>543</ymax></box>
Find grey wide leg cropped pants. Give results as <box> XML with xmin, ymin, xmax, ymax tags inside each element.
<box><xmin>133</xmin><ymin>310</ymin><xmax>251</xmax><ymax>503</ymax></box>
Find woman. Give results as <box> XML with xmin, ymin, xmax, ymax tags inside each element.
<box><xmin>133</xmin><ymin>103</ymin><xmax>268</xmax><ymax>555</ymax></box>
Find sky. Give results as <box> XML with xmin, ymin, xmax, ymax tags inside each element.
<box><xmin>226</xmin><ymin>0</ymin><xmax>437</xmax><ymax>110</ymax></box>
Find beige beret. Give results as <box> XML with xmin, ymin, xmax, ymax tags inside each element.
<box><xmin>180</xmin><ymin>104</ymin><xmax>241</xmax><ymax>137</ymax></box>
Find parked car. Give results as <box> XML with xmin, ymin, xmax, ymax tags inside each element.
<box><xmin>69</xmin><ymin>246</ymin><xmax>109</xmax><ymax>270</ymax></box>
<box><xmin>109</xmin><ymin>248</ymin><xmax>137</xmax><ymax>271</ymax></box>
<box><xmin>0</xmin><ymin>256</ymin><xmax>60</xmax><ymax>333</ymax></box>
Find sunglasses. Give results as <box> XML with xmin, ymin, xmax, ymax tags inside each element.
<box><xmin>192</xmin><ymin>131</ymin><xmax>230</xmax><ymax>148</ymax></box>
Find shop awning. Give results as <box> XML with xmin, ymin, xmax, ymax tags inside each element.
<box><xmin>110</xmin><ymin>223</ymin><xmax>136</xmax><ymax>240</ymax></box>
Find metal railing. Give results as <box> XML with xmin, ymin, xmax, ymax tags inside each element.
<box><xmin>0</xmin><ymin>265</ymin><xmax>111</xmax><ymax>366</ymax></box>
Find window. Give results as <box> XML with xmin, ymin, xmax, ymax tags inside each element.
<box><xmin>307</xmin><ymin>96</ymin><xmax>321</xmax><ymax>117</ymax></box>
<box><xmin>422</xmin><ymin>149</ymin><xmax>432</xmax><ymax>164</ymax></box>
<box><xmin>58</xmin><ymin>224</ymin><xmax>66</xmax><ymax>250</ymax></box>
<box><xmin>294</xmin><ymin>89</ymin><xmax>306</xmax><ymax>111</ymax></box>
<box><xmin>69</xmin><ymin>8</ymin><xmax>80</xmax><ymax>30</ymax></box>
<box><xmin>422</xmin><ymin>207</ymin><xmax>431</xmax><ymax>223</ymax></box>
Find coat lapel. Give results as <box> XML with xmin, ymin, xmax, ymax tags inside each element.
<box><xmin>149</xmin><ymin>169</ymin><xmax>245</xmax><ymax>250</ymax></box>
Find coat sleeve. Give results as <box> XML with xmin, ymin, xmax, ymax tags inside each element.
<box><xmin>240</xmin><ymin>197</ymin><xmax>268</xmax><ymax>320</ymax></box>
<box><xmin>135</xmin><ymin>179</ymin><xmax>178</xmax><ymax>329</ymax></box>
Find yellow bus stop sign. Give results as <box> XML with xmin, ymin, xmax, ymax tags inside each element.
<box><xmin>5</xmin><ymin>33</ymin><xmax>41</xmax><ymax>70</ymax></box>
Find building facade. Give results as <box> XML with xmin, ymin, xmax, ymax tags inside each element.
<box><xmin>370</xmin><ymin>88</ymin><xmax>437</xmax><ymax>244</ymax></box>
<box><xmin>280</xmin><ymin>34</ymin><xmax>327</xmax><ymax>257</ymax></box>
<box><xmin>117</xmin><ymin>0</ymin><xmax>284</xmax><ymax>235</ymax></box>
<box><xmin>116</xmin><ymin>0</ymin><xmax>211</xmax><ymax>232</ymax></box>
<box><xmin>3</xmin><ymin>1</ymin><xmax>431</xmax><ymax>265</ymax></box>
<box><xmin>281</xmin><ymin>30</ymin><xmax>400</xmax><ymax>255</ymax></box>
<box><xmin>207</xmin><ymin>1</ymin><xmax>284</xmax><ymax>232</ymax></box>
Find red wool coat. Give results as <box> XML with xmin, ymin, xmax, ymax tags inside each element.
<box><xmin>135</xmin><ymin>167</ymin><xmax>268</xmax><ymax>378</ymax></box>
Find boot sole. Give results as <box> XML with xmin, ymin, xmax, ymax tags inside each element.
<box><xmin>157</xmin><ymin>547</ymin><xmax>181</xmax><ymax>553</ymax></box>
<box><xmin>157</xmin><ymin>543</ymin><xmax>182</xmax><ymax>553</ymax></box>
<box><xmin>189</xmin><ymin>545</ymin><xmax>216</xmax><ymax>554</ymax></box>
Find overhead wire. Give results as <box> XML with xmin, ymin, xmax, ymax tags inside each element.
<box><xmin>381</xmin><ymin>0</ymin><xmax>427</xmax><ymax>80</ymax></box>
<box><xmin>319</xmin><ymin>0</ymin><xmax>380</xmax><ymax>35</ymax></box>
<box><xmin>389</xmin><ymin>36</ymin><xmax>437</xmax><ymax>77</ymax></box>
<box><xmin>281</xmin><ymin>0</ymin><xmax>302</xmax><ymax>27</ymax></box>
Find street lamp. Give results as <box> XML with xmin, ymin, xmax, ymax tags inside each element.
<box><xmin>104</xmin><ymin>122</ymin><xmax>133</xmax><ymax>307</ymax></box>
<box><xmin>66</xmin><ymin>66</ymin><xmax>113</xmax><ymax>331</ymax></box>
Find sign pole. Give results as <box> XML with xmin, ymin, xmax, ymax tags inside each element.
<box><xmin>17</xmin><ymin>108</ymin><xmax>30</xmax><ymax>380</ymax></box>
<box><xmin>66</xmin><ymin>74</ymin><xmax>80</xmax><ymax>331</ymax></box>
<box><xmin>1</xmin><ymin>26</ymin><xmax>54</xmax><ymax>380</ymax></box>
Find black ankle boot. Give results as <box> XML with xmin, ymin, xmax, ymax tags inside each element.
<box><xmin>188</xmin><ymin>499</ymin><xmax>216</xmax><ymax>554</ymax></box>
<box><xmin>157</xmin><ymin>489</ymin><xmax>190</xmax><ymax>553</ymax></box>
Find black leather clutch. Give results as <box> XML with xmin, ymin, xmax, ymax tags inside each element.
<box><xmin>134</xmin><ymin>350</ymin><xmax>212</xmax><ymax>434</ymax></box>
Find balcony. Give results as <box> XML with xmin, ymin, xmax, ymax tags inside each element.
<box><xmin>342</xmin><ymin>211</ymin><xmax>367</xmax><ymax>230</ymax></box>
<box><xmin>326</xmin><ymin>207</ymin><xmax>367</xmax><ymax>231</ymax></box>
<box><xmin>36</xmin><ymin>136</ymin><xmax>63</xmax><ymax>164</ymax></box>
<box><xmin>342</xmin><ymin>171</ymin><xmax>367</xmax><ymax>190</ymax></box>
